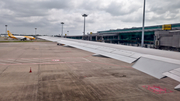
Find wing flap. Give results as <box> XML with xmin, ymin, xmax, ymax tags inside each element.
<box><xmin>163</xmin><ymin>68</ymin><xmax>180</xmax><ymax>82</ymax></box>
<box><xmin>132</xmin><ymin>57</ymin><xmax>180</xmax><ymax>79</ymax></box>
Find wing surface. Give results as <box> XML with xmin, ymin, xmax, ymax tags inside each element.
<box><xmin>38</xmin><ymin>36</ymin><xmax>180</xmax><ymax>90</ymax></box>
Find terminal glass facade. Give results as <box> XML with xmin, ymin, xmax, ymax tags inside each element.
<box><xmin>119</xmin><ymin>31</ymin><xmax>154</xmax><ymax>41</ymax></box>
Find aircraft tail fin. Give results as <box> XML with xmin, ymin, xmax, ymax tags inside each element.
<box><xmin>7</xmin><ymin>30</ymin><xmax>14</xmax><ymax>37</ymax></box>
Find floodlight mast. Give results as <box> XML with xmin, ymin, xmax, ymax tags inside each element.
<box><xmin>141</xmin><ymin>0</ymin><xmax>146</xmax><ymax>47</ymax></box>
<box><xmin>5</xmin><ymin>25</ymin><xmax>8</xmax><ymax>34</ymax></box>
<box><xmin>82</xmin><ymin>14</ymin><xmax>88</xmax><ymax>40</ymax></box>
<box><xmin>35</xmin><ymin>28</ymin><xmax>37</xmax><ymax>35</ymax></box>
<box><xmin>61</xmin><ymin>22</ymin><xmax>64</xmax><ymax>37</ymax></box>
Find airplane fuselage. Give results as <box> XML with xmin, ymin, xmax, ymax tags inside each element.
<box><xmin>7</xmin><ymin>30</ymin><xmax>35</xmax><ymax>40</ymax></box>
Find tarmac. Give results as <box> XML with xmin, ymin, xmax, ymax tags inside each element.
<box><xmin>0</xmin><ymin>41</ymin><xmax>180</xmax><ymax>101</ymax></box>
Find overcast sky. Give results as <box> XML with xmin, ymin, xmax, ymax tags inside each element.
<box><xmin>0</xmin><ymin>0</ymin><xmax>180</xmax><ymax>35</ymax></box>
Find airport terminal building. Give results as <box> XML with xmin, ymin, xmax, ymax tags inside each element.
<box><xmin>67</xmin><ymin>23</ymin><xmax>180</xmax><ymax>49</ymax></box>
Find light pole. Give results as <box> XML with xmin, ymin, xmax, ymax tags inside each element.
<box><xmin>82</xmin><ymin>14</ymin><xmax>88</xmax><ymax>40</ymax></box>
<box><xmin>61</xmin><ymin>22</ymin><xmax>64</xmax><ymax>37</ymax></box>
<box><xmin>5</xmin><ymin>25</ymin><xmax>8</xmax><ymax>35</ymax></box>
<box><xmin>35</xmin><ymin>28</ymin><xmax>37</xmax><ymax>35</ymax></box>
<box><xmin>141</xmin><ymin>0</ymin><xmax>146</xmax><ymax>47</ymax></box>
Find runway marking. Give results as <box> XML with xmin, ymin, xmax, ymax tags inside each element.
<box><xmin>52</xmin><ymin>59</ymin><xmax>60</xmax><ymax>61</ymax></box>
<box><xmin>142</xmin><ymin>85</ymin><xmax>173</xmax><ymax>94</ymax></box>
<box><xmin>82</xmin><ymin>58</ymin><xmax>91</xmax><ymax>62</ymax></box>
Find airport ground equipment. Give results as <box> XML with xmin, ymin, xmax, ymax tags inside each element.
<box><xmin>155</xmin><ymin>30</ymin><xmax>180</xmax><ymax>51</ymax></box>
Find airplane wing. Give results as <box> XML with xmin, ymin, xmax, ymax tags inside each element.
<box><xmin>38</xmin><ymin>36</ymin><xmax>180</xmax><ymax>90</ymax></box>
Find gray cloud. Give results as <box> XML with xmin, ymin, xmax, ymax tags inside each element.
<box><xmin>148</xmin><ymin>0</ymin><xmax>180</xmax><ymax>14</ymax></box>
<box><xmin>2</xmin><ymin>0</ymin><xmax>72</xmax><ymax>17</ymax></box>
<box><xmin>103</xmin><ymin>1</ymin><xmax>141</xmax><ymax>16</ymax></box>
<box><xmin>0</xmin><ymin>0</ymin><xmax>180</xmax><ymax>35</ymax></box>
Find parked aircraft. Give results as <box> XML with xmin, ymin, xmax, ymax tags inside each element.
<box><xmin>7</xmin><ymin>30</ymin><xmax>35</xmax><ymax>41</ymax></box>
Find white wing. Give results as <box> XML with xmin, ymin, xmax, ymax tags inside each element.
<box><xmin>38</xmin><ymin>36</ymin><xmax>180</xmax><ymax>90</ymax></box>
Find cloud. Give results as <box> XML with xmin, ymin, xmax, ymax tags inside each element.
<box><xmin>0</xmin><ymin>0</ymin><xmax>180</xmax><ymax>35</ymax></box>
<box><xmin>147</xmin><ymin>0</ymin><xmax>180</xmax><ymax>14</ymax></box>
<box><xmin>102</xmin><ymin>1</ymin><xmax>141</xmax><ymax>16</ymax></box>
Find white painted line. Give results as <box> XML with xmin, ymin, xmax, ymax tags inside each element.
<box><xmin>52</xmin><ymin>59</ymin><xmax>60</xmax><ymax>61</ymax></box>
<box><xmin>82</xmin><ymin>58</ymin><xmax>91</xmax><ymax>62</ymax></box>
